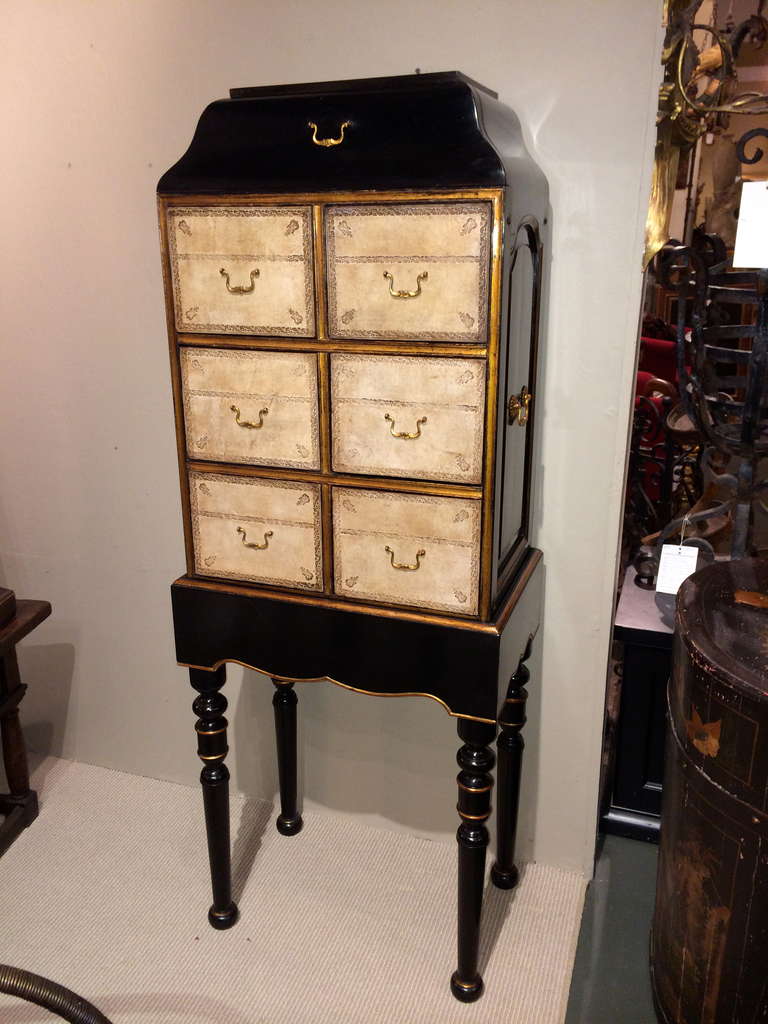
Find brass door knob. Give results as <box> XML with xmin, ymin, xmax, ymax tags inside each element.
<box><xmin>507</xmin><ymin>386</ymin><xmax>532</xmax><ymax>426</ymax></box>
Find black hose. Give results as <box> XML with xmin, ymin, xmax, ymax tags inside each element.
<box><xmin>0</xmin><ymin>964</ymin><xmax>112</xmax><ymax>1023</ymax></box>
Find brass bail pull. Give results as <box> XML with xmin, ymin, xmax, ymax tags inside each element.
<box><xmin>507</xmin><ymin>386</ymin><xmax>532</xmax><ymax>427</ymax></box>
<box><xmin>230</xmin><ymin>405</ymin><xmax>268</xmax><ymax>430</ymax></box>
<box><xmin>384</xmin><ymin>413</ymin><xmax>427</xmax><ymax>440</ymax></box>
<box><xmin>384</xmin><ymin>545</ymin><xmax>426</xmax><ymax>571</ymax></box>
<box><xmin>308</xmin><ymin>120</ymin><xmax>351</xmax><ymax>147</ymax></box>
<box><xmin>220</xmin><ymin>267</ymin><xmax>260</xmax><ymax>294</ymax></box>
<box><xmin>237</xmin><ymin>526</ymin><xmax>273</xmax><ymax>551</ymax></box>
<box><xmin>383</xmin><ymin>270</ymin><xmax>428</xmax><ymax>299</ymax></box>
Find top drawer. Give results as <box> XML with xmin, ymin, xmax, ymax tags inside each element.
<box><xmin>325</xmin><ymin>202</ymin><xmax>491</xmax><ymax>343</ymax></box>
<box><xmin>166</xmin><ymin>205</ymin><xmax>315</xmax><ymax>337</ymax></box>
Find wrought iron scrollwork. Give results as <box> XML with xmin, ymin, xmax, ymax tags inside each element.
<box><xmin>736</xmin><ymin>127</ymin><xmax>768</xmax><ymax>164</ymax></box>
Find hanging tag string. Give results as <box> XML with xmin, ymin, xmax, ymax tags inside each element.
<box><xmin>679</xmin><ymin>512</ymin><xmax>692</xmax><ymax>553</ymax></box>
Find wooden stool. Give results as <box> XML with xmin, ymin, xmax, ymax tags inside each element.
<box><xmin>0</xmin><ymin>588</ymin><xmax>51</xmax><ymax>857</ymax></box>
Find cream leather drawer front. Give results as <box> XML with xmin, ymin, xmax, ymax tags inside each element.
<box><xmin>331</xmin><ymin>354</ymin><xmax>486</xmax><ymax>484</ymax></box>
<box><xmin>167</xmin><ymin>206</ymin><xmax>315</xmax><ymax>337</ymax></box>
<box><xmin>332</xmin><ymin>487</ymin><xmax>481</xmax><ymax>615</ymax></box>
<box><xmin>325</xmin><ymin>202</ymin><xmax>491</xmax><ymax>343</ymax></box>
<box><xmin>189</xmin><ymin>471</ymin><xmax>322</xmax><ymax>591</ymax></box>
<box><xmin>181</xmin><ymin>348</ymin><xmax>320</xmax><ymax>470</ymax></box>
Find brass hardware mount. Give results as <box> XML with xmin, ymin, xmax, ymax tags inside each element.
<box><xmin>384</xmin><ymin>545</ymin><xmax>426</xmax><ymax>572</ymax></box>
<box><xmin>220</xmin><ymin>267</ymin><xmax>260</xmax><ymax>294</ymax></box>
<box><xmin>308</xmin><ymin>121</ymin><xmax>351</xmax><ymax>147</ymax></box>
<box><xmin>236</xmin><ymin>526</ymin><xmax>273</xmax><ymax>550</ymax></box>
<box><xmin>383</xmin><ymin>270</ymin><xmax>428</xmax><ymax>299</ymax></box>
<box><xmin>507</xmin><ymin>386</ymin><xmax>531</xmax><ymax>427</ymax></box>
<box><xmin>230</xmin><ymin>405</ymin><xmax>268</xmax><ymax>430</ymax></box>
<box><xmin>384</xmin><ymin>413</ymin><xmax>427</xmax><ymax>440</ymax></box>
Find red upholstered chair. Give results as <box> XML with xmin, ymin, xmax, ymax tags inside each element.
<box><xmin>638</xmin><ymin>336</ymin><xmax>678</xmax><ymax>383</ymax></box>
<box><xmin>633</xmin><ymin>374</ymin><xmax>678</xmax><ymax>503</ymax></box>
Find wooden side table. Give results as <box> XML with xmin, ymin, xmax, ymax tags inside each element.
<box><xmin>0</xmin><ymin>588</ymin><xmax>51</xmax><ymax>857</ymax></box>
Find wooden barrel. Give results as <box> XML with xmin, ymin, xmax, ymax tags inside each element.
<box><xmin>651</xmin><ymin>559</ymin><xmax>768</xmax><ymax>1023</ymax></box>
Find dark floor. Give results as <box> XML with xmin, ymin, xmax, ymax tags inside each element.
<box><xmin>565</xmin><ymin>834</ymin><xmax>659</xmax><ymax>1024</ymax></box>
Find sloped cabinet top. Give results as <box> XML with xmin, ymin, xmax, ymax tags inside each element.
<box><xmin>157</xmin><ymin>71</ymin><xmax>532</xmax><ymax>195</ymax></box>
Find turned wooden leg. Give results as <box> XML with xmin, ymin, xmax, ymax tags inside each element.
<box><xmin>272</xmin><ymin>679</ymin><xmax>303</xmax><ymax>836</ymax></box>
<box><xmin>491</xmin><ymin>657</ymin><xmax>530</xmax><ymax>890</ymax></box>
<box><xmin>0</xmin><ymin>650</ymin><xmax>39</xmax><ymax>855</ymax></box>
<box><xmin>451</xmin><ymin>718</ymin><xmax>496</xmax><ymax>1003</ymax></box>
<box><xmin>190</xmin><ymin>666</ymin><xmax>238</xmax><ymax>930</ymax></box>
<box><xmin>1</xmin><ymin>651</ymin><xmax>32</xmax><ymax>797</ymax></box>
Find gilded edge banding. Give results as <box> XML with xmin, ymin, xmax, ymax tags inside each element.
<box><xmin>479</xmin><ymin>193</ymin><xmax>504</xmax><ymax>619</ymax></box>
<box><xmin>317</xmin><ymin>351</ymin><xmax>331</xmax><ymax>474</ymax></box>
<box><xmin>160</xmin><ymin>189</ymin><xmax>502</xmax><ymax>208</ymax></box>
<box><xmin>177</xmin><ymin>335</ymin><xmax>489</xmax><ymax>359</ymax></box>
<box><xmin>312</xmin><ymin>204</ymin><xmax>328</xmax><ymax>341</ymax></box>
<box><xmin>187</xmin><ymin>459</ymin><xmax>483</xmax><ymax>500</ymax></box>
<box><xmin>177</xmin><ymin>658</ymin><xmax>496</xmax><ymax>725</ymax></box>
<box><xmin>321</xmin><ymin>483</ymin><xmax>333</xmax><ymax>593</ymax></box>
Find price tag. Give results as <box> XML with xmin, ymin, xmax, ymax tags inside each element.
<box><xmin>656</xmin><ymin>544</ymin><xmax>699</xmax><ymax>595</ymax></box>
<box><xmin>733</xmin><ymin>180</ymin><xmax>768</xmax><ymax>268</ymax></box>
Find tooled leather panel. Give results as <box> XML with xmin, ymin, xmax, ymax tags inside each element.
<box><xmin>325</xmin><ymin>202</ymin><xmax>491</xmax><ymax>342</ymax></box>
<box><xmin>332</xmin><ymin>487</ymin><xmax>481</xmax><ymax>615</ymax></box>
<box><xmin>168</xmin><ymin>206</ymin><xmax>315</xmax><ymax>337</ymax></box>
<box><xmin>189</xmin><ymin>471</ymin><xmax>322</xmax><ymax>591</ymax></box>
<box><xmin>330</xmin><ymin>353</ymin><xmax>486</xmax><ymax>483</ymax></box>
<box><xmin>181</xmin><ymin>347</ymin><xmax>320</xmax><ymax>470</ymax></box>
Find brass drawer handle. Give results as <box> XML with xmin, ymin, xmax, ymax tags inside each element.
<box><xmin>219</xmin><ymin>267</ymin><xmax>260</xmax><ymax>294</ymax></box>
<box><xmin>384</xmin><ymin>545</ymin><xmax>426</xmax><ymax>571</ymax></box>
<box><xmin>384</xmin><ymin>413</ymin><xmax>427</xmax><ymax>440</ymax></box>
<box><xmin>507</xmin><ymin>386</ymin><xmax>532</xmax><ymax>427</ymax></box>
<box><xmin>230</xmin><ymin>404</ymin><xmax>268</xmax><ymax>430</ymax></box>
<box><xmin>383</xmin><ymin>270</ymin><xmax>428</xmax><ymax>299</ymax></box>
<box><xmin>237</xmin><ymin>526</ymin><xmax>273</xmax><ymax>550</ymax></box>
<box><xmin>308</xmin><ymin>120</ymin><xmax>351</xmax><ymax>147</ymax></box>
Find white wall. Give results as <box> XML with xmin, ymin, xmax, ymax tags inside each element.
<box><xmin>0</xmin><ymin>0</ymin><xmax>662</xmax><ymax>876</ymax></box>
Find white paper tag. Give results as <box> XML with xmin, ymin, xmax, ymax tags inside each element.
<box><xmin>656</xmin><ymin>544</ymin><xmax>699</xmax><ymax>595</ymax></box>
<box><xmin>733</xmin><ymin>180</ymin><xmax>768</xmax><ymax>268</ymax></box>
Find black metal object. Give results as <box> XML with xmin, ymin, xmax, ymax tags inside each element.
<box><xmin>0</xmin><ymin>965</ymin><xmax>112</xmax><ymax>1024</ymax></box>
<box><xmin>652</xmin><ymin>188</ymin><xmax>768</xmax><ymax>558</ymax></box>
<box><xmin>736</xmin><ymin>126</ymin><xmax>768</xmax><ymax>164</ymax></box>
<box><xmin>625</xmin><ymin>391</ymin><xmax>676</xmax><ymax>549</ymax></box>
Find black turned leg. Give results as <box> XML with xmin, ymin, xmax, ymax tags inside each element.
<box><xmin>451</xmin><ymin>718</ymin><xmax>496</xmax><ymax>1003</ymax></box>
<box><xmin>491</xmin><ymin>658</ymin><xmax>530</xmax><ymax>890</ymax></box>
<box><xmin>272</xmin><ymin>679</ymin><xmax>303</xmax><ymax>836</ymax></box>
<box><xmin>190</xmin><ymin>666</ymin><xmax>238</xmax><ymax>930</ymax></box>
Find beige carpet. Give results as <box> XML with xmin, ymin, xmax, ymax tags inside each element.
<box><xmin>0</xmin><ymin>757</ymin><xmax>585</xmax><ymax>1023</ymax></box>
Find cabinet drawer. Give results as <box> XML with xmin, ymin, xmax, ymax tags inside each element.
<box><xmin>332</xmin><ymin>487</ymin><xmax>481</xmax><ymax>615</ymax></box>
<box><xmin>325</xmin><ymin>202</ymin><xmax>491</xmax><ymax>343</ymax></box>
<box><xmin>167</xmin><ymin>206</ymin><xmax>315</xmax><ymax>337</ymax></box>
<box><xmin>181</xmin><ymin>348</ymin><xmax>320</xmax><ymax>470</ymax></box>
<box><xmin>189</xmin><ymin>472</ymin><xmax>322</xmax><ymax>591</ymax></box>
<box><xmin>331</xmin><ymin>354</ymin><xmax>486</xmax><ymax>484</ymax></box>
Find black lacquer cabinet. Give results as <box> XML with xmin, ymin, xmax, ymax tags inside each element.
<box><xmin>158</xmin><ymin>71</ymin><xmax>548</xmax><ymax>1002</ymax></box>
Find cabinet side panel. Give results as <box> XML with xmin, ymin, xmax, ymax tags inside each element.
<box><xmin>492</xmin><ymin>202</ymin><xmax>547</xmax><ymax>606</ymax></box>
